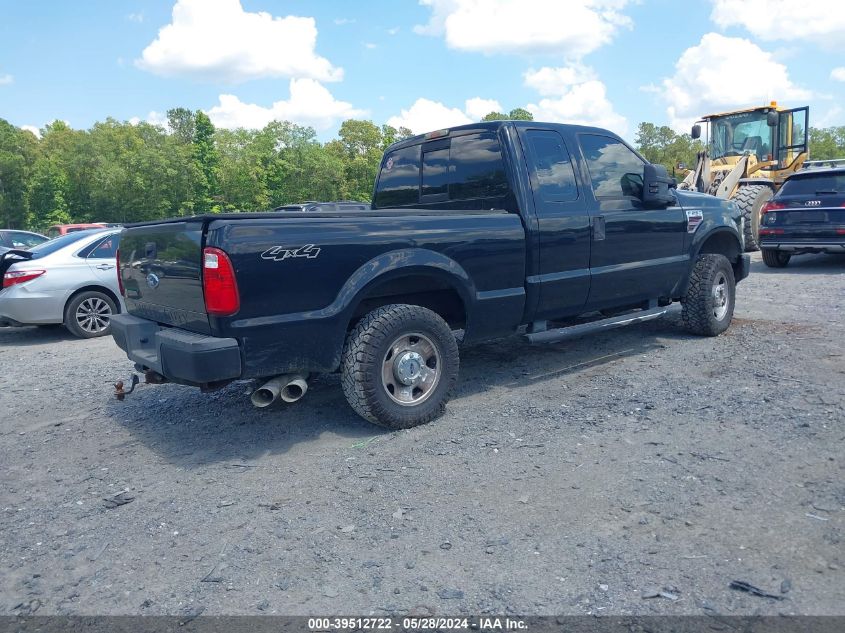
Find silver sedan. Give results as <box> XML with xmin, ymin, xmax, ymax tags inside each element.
<box><xmin>0</xmin><ymin>229</ymin><xmax>123</xmax><ymax>338</ymax></box>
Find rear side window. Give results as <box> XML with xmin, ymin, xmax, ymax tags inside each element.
<box><xmin>523</xmin><ymin>130</ymin><xmax>578</xmax><ymax>202</ymax></box>
<box><xmin>87</xmin><ymin>235</ymin><xmax>119</xmax><ymax>259</ymax></box>
<box><xmin>9</xmin><ymin>232</ymin><xmax>47</xmax><ymax>248</ymax></box>
<box><xmin>449</xmin><ymin>133</ymin><xmax>509</xmax><ymax>200</ymax></box>
<box><xmin>579</xmin><ymin>134</ymin><xmax>645</xmax><ymax>199</ymax></box>
<box><xmin>374</xmin><ymin>132</ymin><xmax>509</xmax><ymax>207</ymax></box>
<box><xmin>374</xmin><ymin>145</ymin><xmax>421</xmax><ymax>207</ymax></box>
<box><xmin>780</xmin><ymin>173</ymin><xmax>845</xmax><ymax>196</ymax></box>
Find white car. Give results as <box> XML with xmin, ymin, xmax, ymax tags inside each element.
<box><xmin>0</xmin><ymin>229</ymin><xmax>123</xmax><ymax>338</ymax></box>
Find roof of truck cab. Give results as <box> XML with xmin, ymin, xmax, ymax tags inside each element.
<box><xmin>386</xmin><ymin>120</ymin><xmax>624</xmax><ymax>152</ymax></box>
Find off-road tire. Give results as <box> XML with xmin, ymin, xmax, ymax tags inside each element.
<box><xmin>762</xmin><ymin>249</ymin><xmax>791</xmax><ymax>268</ymax></box>
<box><xmin>340</xmin><ymin>304</ymin><xmax>459</xmax><ymax>429</ymax></box>
<box><xmin>682</xmin><ymin>254</ymin><xmax>736</xmax><ymax>336</ymax></box>
<box><xmin>732</xmin><ymin>184</ymin><xmax>773</xmax><ymax>252</ymax></box>
<box><xmin>64</xmin><ymin>290</ymin><xmax>117</xmax><ymax>339</ymax></box>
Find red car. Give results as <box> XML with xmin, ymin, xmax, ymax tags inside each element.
<box><xmin>46</xmin><ymin>223</ymin><xmax>107</xmax><ymax>238</ymax></box>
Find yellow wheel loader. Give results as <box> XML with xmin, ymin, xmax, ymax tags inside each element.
<box><xmin>679</xmin><ymin>102</ymin><xmax>809</xmax><ymax>251</ymax></box>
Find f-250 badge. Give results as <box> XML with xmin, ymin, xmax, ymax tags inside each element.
<box><xmin>261</xmin><ymin>244</ymin><xmax>321</xmax><ymax>261</ymax></box>
<box><xmin>685</xmin><ymin>210</ymin><xmax>703</xmax><ymax>233</ymax></box>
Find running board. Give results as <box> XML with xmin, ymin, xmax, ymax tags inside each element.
<box><xmin>525</xmin><ymin>307</ymin><xmax>668</xmax><ymax>344</ymax></box>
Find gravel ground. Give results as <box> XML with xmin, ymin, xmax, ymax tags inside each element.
<box><xmin>0</xmin><ymin>252</ymin><xmax>843</xmax><ymax>617</ymax></box>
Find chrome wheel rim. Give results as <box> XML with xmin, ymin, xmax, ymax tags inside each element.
<box><xmin>76</xmin><ymin>297</ymin><xmax>112</xmax><ymax>333</ymax></box>
<box><xmin>381</xmin><ymin>332</ymin><xmax>441</xmax><ymax>406</ymax></box>
<box><xmin>712</xmin><ymin>272</ymin><xmax>729</xmax><ymax>321</ymax></box>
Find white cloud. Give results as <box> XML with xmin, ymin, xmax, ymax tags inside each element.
<box><xmin>333</xmin><ymin>18</ymin><xmax>355</xmax><ymax>25</ymax></box>
<box><xmin>832</xmin><ymin>67</ymin><xmax>845</xmax><ymax>82</ymax></box>
<box><xmin>21</xmin><ymin>125</ymin><xmax>41</xmax><ymax>138</ymax></box>
<box><xmin>387</xmin><ymin>98</ymin><xmax>472</xmax><ymax>134</ymax></box>
<box><xmin>206</xmin><ymin>79</ymin><xmax>365</xmax><ymax>131</ymax></box>
<box><xmin>364</xmin><ymin>42</ymin><xmax>377</xmax><ymax>49</ymax></box>
<box><xmin>0</xmin><ymin>73</ymin><xmax>13</xmax><ymax>85</ymax></box>
<box><xmin>137</xmin><ymin>0</ymin><xmax>342</xmax><ymax>83</ymax></box>
<box><xmin>464</xmin><ymin>97</ymin><xmax>503</xmax><ymax>119</ymax></box>
<box><xmin>711</xmin><ymin>0</ymin><xmax>845</xmax><ymax>47</ymax></box>
<box><xmin>526</xmin><ymin>79</ymin><xmax>627</xmax><ymax>135</ymax></box>
<box><xmin>147</xmin><ymin>111</ymin><xmax>168</xmax><ymax>127</ymax></box>
<box><xmin>414</xmin><ymin>0</ymin><xmax>632</xmax><ymax>57</ymax></box>
<box><xmin>523</xmin><ymin>64</ymin><xmax>595</xmax><ymax>95</ymax></box>
<box><xmin>816</xmin><ymin>106</ymin><xmax>843</xmax><ymax>128</ymax></box>
<box><xmin>654</xmin><ymin>33</ymin><xmax>810</xmax><ymax>132</ymax></box>
<box><xmin>387</xmin><ymin>27</ymin><xmax>400</xmax><ymax>35</ymax></box>
<box><xmin>127</xmin><ymin>12</ymin><xmax>144</xmax><ymax>23</ymax></box>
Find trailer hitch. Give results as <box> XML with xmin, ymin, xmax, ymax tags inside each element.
<box><xmin>114</xmin><ymin>374</ymin><xmax>140</xmax><ymax>401</ymax></box>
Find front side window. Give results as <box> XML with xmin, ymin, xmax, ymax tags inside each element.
<box><xmin>579</xmin><ymin>134</ymin><xmax>645</xmax><ymax>199</ymax></box>
<box><xmin>374</xmin><ymin>145</ymin><xmax>421</xmax><ymax>207</ymax></box>
<box><xmin>523</xmin><ymin>130</ymin><xmax>578</xmax><ymax>203</ymax></box>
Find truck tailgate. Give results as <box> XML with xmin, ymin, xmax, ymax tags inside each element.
<box><xmin>119</xmin><ymin>220</ymin><xmax>210</xmax><ymax>334</ymax></box>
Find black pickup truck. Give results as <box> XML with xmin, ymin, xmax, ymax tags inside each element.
<box><xmin>111</xmin><ymin>121</ymin><xmax>749</xmax><ymax>428</ymax></box>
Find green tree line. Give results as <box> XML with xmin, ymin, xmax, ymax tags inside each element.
<box><xmin>1</xmin><ymin>110</ymin><xmax>844</xmax><ymax>230</ymax></box>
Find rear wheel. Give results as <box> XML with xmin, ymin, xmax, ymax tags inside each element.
<box><xmin>341</xmin><ymin>304</ymin><xmax>459</xmax><ymax>429</ymax></box>
<box><xmin>732</xmin><ymin>184</ymin><xmax>773</xmax><ymax>252</ymax></box>
<box><xmin>682</xmin><ymin>254</ymin><xmax>736</xmax><ymax>336</ymax></box>
<box><xmin>64</xmin><ymin>291</ymin><xmax>116</xmax><ymax>338</ymax></box>
<box><xmin>762</xmin><ymin>249</ymin><xmax>791</xmax><ymax>268</ymax></box>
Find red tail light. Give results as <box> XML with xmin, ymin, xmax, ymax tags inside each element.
<box><xmin>3</xmin><ymin>269</ymin><xmax>46</xmax><ymax>288</ymax></box>
<box><xmin>761</xmin><ymin>201</ymin><xmax>786</xmax><ymax>214</ymax></box>
<box><xmin>759</xmin><ymin>228</ymin><xmax>784</xmax><ymax>236</ymax></box>
<box><xmin>116</xmin><ymin>249</ymin><xmax>125</xmax><ymax>296</ymax></box>
<box><xmin>203</xmin><ymin>247</ymin><xmax>240</xmax><ymax>316</ymax></box>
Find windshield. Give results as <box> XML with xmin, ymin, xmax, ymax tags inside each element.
<box><xmin>709</xmin><ymin>111</ymin><xmax>774</xmax><ymax>162</ymax></box>
<box><xmin>26</xmin><ymin>229</ymin><xmax>106</xmax><ymax>259</ymax></box>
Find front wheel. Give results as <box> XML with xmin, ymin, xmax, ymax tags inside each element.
<box><xmin>340</xmin><ymin>304</ymin><xmax>459</xmax><ymax>429</ymax></box>
<box><xmin>762</xmin><ymin>249</ymin><xmax>791</xmax><ymax>268</ymax></box>
<box><xmin>64</xmin><ymin>291</ymin><xmax>116</xmax><ymax>338</ymax></box>
<box><xmin>682</xmin><ymin>254</ymin><xmax>736</xmax><ymax>336</ymax></box>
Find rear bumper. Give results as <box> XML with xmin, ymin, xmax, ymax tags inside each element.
<box><xmin>111</xmin><ymin>313</ymin><xmax>242</xmax><ymax>386</ymax></box>
<box><xmin>760</xmin><ymin>240</ymin><xmax>845</xmax><ymax>253</ymax></box>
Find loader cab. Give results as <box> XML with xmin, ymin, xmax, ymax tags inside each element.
<box><xmin>691</xmin><ymin>103</ymin><xmax>809</xmax><ymax>172</ymax></box>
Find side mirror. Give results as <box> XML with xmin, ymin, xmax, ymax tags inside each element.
<box><xmin>642</xmin><ymin>164</ymin><xmax>675</xmax><ymax>208</ymax></box>
<box><xmin>691</xmin><ymin>124</ymin><xmax>701</xmax><ymax>139</ymax></box>
<box><xmin>767</xmin><ymin>110</ymin><xmax>778</xmax><ymax>127</ymax></box>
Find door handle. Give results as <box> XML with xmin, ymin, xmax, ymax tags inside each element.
<box><xmin>96</xmin><ymin>264</ymin><xmax>115</xmax><ymax>270</ymax></box>
<box><xmin>593</xmin><ymin>216</ymin><xmax>606</xmax><ymax>241</ymax></box>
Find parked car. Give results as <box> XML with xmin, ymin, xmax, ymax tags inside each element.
<box><xmin>0</xmin><ymin>230</ymin><xmax>49</xmax><ymax>254</ymax></box>
<box><xmin>759</xmin><ymin>163</ymin><xmax>845</xmax><ymax>267</ymax></box>
<box><xmin>0</xmin><ymin>229</ymin><xmax>122</xmax><ymax>337</ymax></box>
<box><xmin>46</xmin><ymin>223</ymin><xmax>107</xmax><ymax>238</ymax></box>
<box><xmin>111</xmin><ymin>120</ymin><xmax>749</xmax><ymax>428</ymax></box>
<box><xmin>273</xmin><ymin>201</ymin><xmax>371</xmax><ymax>212</ymax></box>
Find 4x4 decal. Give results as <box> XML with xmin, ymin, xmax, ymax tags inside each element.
<box><xmin>261</xmin><ymin>244</ymin><xmax>321</xmax><ymax>261</ymax></box>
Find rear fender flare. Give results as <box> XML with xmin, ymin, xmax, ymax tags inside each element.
<box><xmin>340</xmin><ymin>248</ymin><xmax>476</xmax><ymax>326</ymax></box>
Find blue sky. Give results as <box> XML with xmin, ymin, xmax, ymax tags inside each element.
<box><xmin>1</xmin><ymin>0</ymin><xmax>843</xmax><ymax>142</ymax></box>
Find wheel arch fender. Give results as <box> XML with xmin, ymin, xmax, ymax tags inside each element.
<box><xmin>737</xmin><ymin>178</ymin><xmax>776</xmax><ymax>190</ymax></box>
<box><xmin>339</xmin><ymin>248</ymin><xmax>476</xmax><ymax>329</ymax></box>
<box><xmin>677</xmin><ymin>227</ymin><xmax>743</xmax><ymax>297</ymax></box>
<box><xmin>64</xmin><ymin>284</ymin><xmax>122</xmax><ymax>317</ymax></box>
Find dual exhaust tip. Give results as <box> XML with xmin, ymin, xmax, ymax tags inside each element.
<box><xmin>250</xmin><ymin>373</ymin><xmax>308</xmax><ymax>408</ymax></box>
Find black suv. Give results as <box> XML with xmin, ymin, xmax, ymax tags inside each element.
<box><xmin>760</xmin><ymin>162</ymin><xmax>845</xmax><ymax>267</ymax></box>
